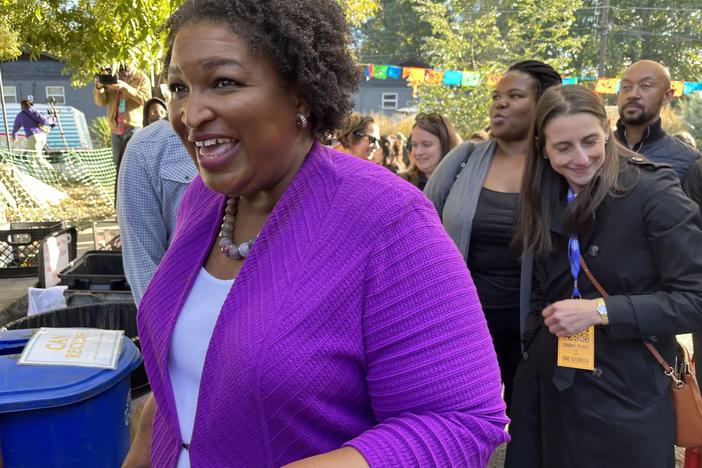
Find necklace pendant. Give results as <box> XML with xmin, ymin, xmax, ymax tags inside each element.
<box><xmin>238</xmin><ymin>240</ymin><xmax>251</xmax><ymax>258</ymax></box>
<box><xmin>227</xmin><ymin>244</ymin><xmax>243</xmax><ymax>260</ymax></box>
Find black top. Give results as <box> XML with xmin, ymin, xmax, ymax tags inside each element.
<box><xmin>467</xmin><ymin>188</ymin><xmax>521</xmax><ymax>324</ymax></box>
<box><xmin>417</xmin><ymin>173</ymin><xmax>428</xmax><ymax>191</ymax></box>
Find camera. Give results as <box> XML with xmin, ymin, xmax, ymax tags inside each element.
<box><xmin>96</xmin><ymin>67</ymin><xmax>118</xmax><ymax>85</ymax></box>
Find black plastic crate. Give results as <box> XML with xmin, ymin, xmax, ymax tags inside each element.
<box><xmin>0</xmin><ymin>222</ymin><xmax>63</xmax><ymax>278</ymax></box>
<box><xmin>58</xmin><ymin>250</ymin><xmax>130</xmax><ymax>291</ymax></box>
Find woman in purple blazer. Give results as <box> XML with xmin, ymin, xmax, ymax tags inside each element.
<box><xmin>123</xmin><ymin>1</ymin><xmax>509</xmax><ymax>466</ymax></box>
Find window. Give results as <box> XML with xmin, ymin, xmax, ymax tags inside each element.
<box><xmin>4</xmin><ymin>86</ymin><xmax>17</xmax><ymax>104</ymax></box>
<box><xmin>46</xmin><ymin>86</ymin><xmax>65</xmax><ymax>104</ymax></box>
<box><xmin>381</xmin><ymin>92</ymin><xmax>398</xmax><ymax>110</ymax></box>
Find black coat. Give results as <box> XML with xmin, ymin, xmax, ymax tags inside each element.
<box><xmin>506</xmin><ymin>157</ymin><xmax>702</xmax><ymax>468</ymax></box>
<box><xmin>615</xmin><ymin>118</ymin><xmax>701</xmax><ymax>185</ymax></box>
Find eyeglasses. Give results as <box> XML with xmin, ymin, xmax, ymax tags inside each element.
<box><xmin>353</xmin><ymin>131</ymin><xmax>379</xmax><ymax>146</ymax></box>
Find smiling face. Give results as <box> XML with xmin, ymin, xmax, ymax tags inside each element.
<box><xmin>489</xmin><ymin>71</ymin><xmax>539</xmax><ymax>142</ymax></box>
<box><xmin>167</xmin><ymin>21</ymin><xmax>311</xmax><ymax>197</ymax></box>
<box><xmin>543</xmin><ymin>112</ymin><xmax>608</xmax><ymax>193</ymax></box>
<box><xmin>410</xmin><ymin>126</ymin><xmax>442</xmax><ymax>177</ymax></box>
<box><xmin>349</xmin><ymin>123</ymin><xmax>380</xmax><ymax>160</ymax></box>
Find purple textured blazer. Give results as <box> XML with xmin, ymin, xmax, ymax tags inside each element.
<box><xmin>137</xmin><ymin>143</ymin><xmax>509</xmax><ymax>467</ymax></box>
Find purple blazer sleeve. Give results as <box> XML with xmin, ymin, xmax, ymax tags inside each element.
<box><xmin>345</xmin><ymin>190</ymin><xmax>510</xmax><ymax>466</ymax></box>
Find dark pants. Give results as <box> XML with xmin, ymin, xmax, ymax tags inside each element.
<box><xmin>505</xmin><ymin>327</ymin><xmax>543</xmax><ymax>468</ymax></box>
<box><xmin>484</xmin><ymin>308</ymin><xmax>521</xmax><ymax>415</ymax></box>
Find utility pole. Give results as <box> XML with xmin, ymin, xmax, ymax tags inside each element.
<box><xmin>597</xmin><ymin>0</ymin><xmax>610</xmax><ymax>78</ymax></box>
<box><xmin>0</xmin><ymin>64</ymin><xmax>11</xmax><ymax>151</ymax></box>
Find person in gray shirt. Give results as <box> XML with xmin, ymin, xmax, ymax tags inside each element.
<box><xmin>117</xmin><ymin>118</ymin><xmax>197</xmax><ymax>304</ymax></box>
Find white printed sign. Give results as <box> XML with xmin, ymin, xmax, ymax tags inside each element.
<box><xmin>42</xmin><ymin>231</ymin><xmax>72</xmax><ymax>288</ymax></box>
<box><xmin>18</xmin><ymin>328</ymin><xmax>124</xmax><ymax>369</ymax></box>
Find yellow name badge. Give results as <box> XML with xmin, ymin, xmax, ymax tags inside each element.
<box><xmin>557</xmin><ymin>326</ymin><xmax>595</xmax><ymax>370</ymax></box>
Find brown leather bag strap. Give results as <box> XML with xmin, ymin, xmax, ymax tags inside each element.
<box><xmin>579</xmin><ymin>255</ymin><xmax>674</xmax><ymax>374</ymax></box>
<box><xmin>579</xmin><ymin>256</ymin><xmax>608</xmax><ymax>298</ymax></box>
<box><xmin>643</xmin><ymin>342</ymin><xmax>675</xmax><ymax>374</ymax></box>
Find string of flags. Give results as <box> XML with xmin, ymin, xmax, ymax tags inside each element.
<box><xmin>365</xmin><ymin>64</ymin><xmax>702</xmax><ymax>96</ymax></box>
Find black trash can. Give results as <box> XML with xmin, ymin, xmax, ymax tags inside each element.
<box><xmin>4</xmin><ymin>302</ymin><xmax>149</xmax><ymax>398</ymax></box>
<box><xmin>58</xmin><ymin>250</ymin><xmax>133</xmax><ymax>307</ymax></box>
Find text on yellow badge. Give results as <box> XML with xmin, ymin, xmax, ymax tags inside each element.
<box><xmin>557</xmin><ymin>326</ymin><xmax>595</xmax><ymax>370</ymax></box>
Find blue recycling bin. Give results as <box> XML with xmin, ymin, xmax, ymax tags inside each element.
<box><xmin>0</xmin><ymin>330</ymin><xmax>33</xmax><ymax>354</ymax></box>
<box><xmin>0</xmin><ymin>329</ymin><xmax>142</xmax><ymax>467</ymax></box>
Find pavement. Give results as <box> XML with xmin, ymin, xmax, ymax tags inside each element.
<box><xmin>0</xmin><ymin>221</ymin><xmax>118</xmax><ymax>326</ymax></box>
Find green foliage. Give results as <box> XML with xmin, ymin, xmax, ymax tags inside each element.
<box><xmin>682</xmin><ymin>93</ymin><xmax>702</xmax><ymax>148</ymax></box>
<box><xmin>495</xmin><ymin>0</ymin><xmax>586</xmax><ymax>75</ymax></box>
<box><xmin>343</xmin><ymin>0</ymin><xmax>381</xmax><ymax>27</ymax></box>
<box><xmin>3</xmin><ymin>0</ymin><xmax>182</xmax><ymax>85</ymax></box>
<box><xmin>90</xmin><ymin>116</ymin><xmax>112</xmax><ymax>149</ymax></box>
<box><xmin>355</xmin><ymin>0</ymin><xmax>702</xmax><ymax>135</ymax></box>
<box><xmin>2</xmin><ymin>0</ymin><xmax>375</xmax><ymax>87</ymax></box>
<box><xmin>415</xmin><ymin>84</ymin><xmax>493</xmax><ymax>138</ymax></box>
<box><xmin>410</xmin><ymin>0</ymin><xmax>585</xmax><ymax>136</ymax></box>
<box><xmin>0</xmin><ymin>15</ymin><xmax>21</xmax><ymax>61</ymax></box>
<box><xmin>572</xmin><ymin>0</ymin><xmax>702</xmax><ymax>78</ymax></box>
<box><xmin>357</xmin><ymin>0</ymin><xmax>433</xmax><ymax>64</ymax></box>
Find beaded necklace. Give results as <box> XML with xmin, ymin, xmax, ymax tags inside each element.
<box><xmin>218</xmin><ymin>196</ymin><xmax>257</xmax><ymax>260</ymax></box>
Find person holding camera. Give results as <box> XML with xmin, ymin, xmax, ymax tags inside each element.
<box><xmin>12</xmin><ymin>99</ymin><xmax>56</xmax><ymax>174</ymax></box>
<box><xmin>93</xmin><ymin>63</ymin><xmax>152</xmax><ymax>193</ymax></box>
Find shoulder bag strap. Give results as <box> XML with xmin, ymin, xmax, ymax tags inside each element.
<box><xmin>579</xmin><ymin>255</ymin><xmax>675</xmax><ymax>375</ymax></box>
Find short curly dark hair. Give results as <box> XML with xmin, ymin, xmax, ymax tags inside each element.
<box><xmin>164</xmin><ymin>0</ymin><xmax>359</xmax><ymax>137</ymax></box>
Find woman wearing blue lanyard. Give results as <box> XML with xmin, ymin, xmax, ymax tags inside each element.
<box><xmin>505</xmin><ymin>85</ymin><xmax>702</xmax><ymax>468</ymax></box>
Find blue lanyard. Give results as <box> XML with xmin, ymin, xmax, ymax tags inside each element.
<box><xmin>567</xmin><ymin>188</ymin><xmax>581</xmax><ymax>299</ymax></box>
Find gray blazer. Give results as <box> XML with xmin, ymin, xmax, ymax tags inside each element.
<box><xmin>423</xmin><ymin>139</ymin><xmax>495</xmax><ymax>262</ymax></box>
<box><xmin>424</xmin><ymin>138</ymin><xmax>533</xmax><ymax>341</ymax></box>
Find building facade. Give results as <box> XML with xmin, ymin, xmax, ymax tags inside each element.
<box><xmin>1</xmin><ymin>54</ymin><xmax>103</xmax><ymax>126</ymax></box>
<box><xmin>353</xmin><ymin>77</ymin><xmax>416</xmax><ymax>115</ymax></box>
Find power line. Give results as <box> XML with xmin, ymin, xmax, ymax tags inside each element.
<box><xmin>612</xmin><ymin>29</ymin><xmax>702</xmax><ymax>42</ymax></box>
<box><xmin>583</xmin><ymin>6</ymin><xmax>702</xmax><ymax>12</ymax></box>
<box><xmin>426</xmin><ymin>6</ymin><xmax>702</xmax><ymax>16</ymax></box>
